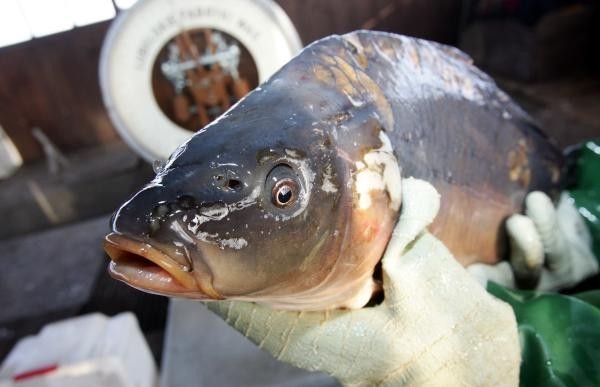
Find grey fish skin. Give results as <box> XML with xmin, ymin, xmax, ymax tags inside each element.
<box><xmin>331</xmin><ymin>31</ymin><xmax>563</xmax><ymax>264</ymax></box>
<box><xmin>104</xmin><ymin>31</ymin><xmax>563</xmax><ymax>310</ymax></box>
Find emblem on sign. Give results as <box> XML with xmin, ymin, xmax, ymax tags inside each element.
<box><xmin>153</xmin><ymin>29</ymin><xmax>258</xmax><ymax>130</ymax></box>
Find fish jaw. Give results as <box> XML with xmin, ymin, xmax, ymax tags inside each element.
<box><xmin>104</xmin><ymin>233</ymin><xmax>222</xmax><ymax>299</ymax></box>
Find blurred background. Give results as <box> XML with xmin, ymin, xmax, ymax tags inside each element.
<box><xmin>0</xmin><ymin>0</ymin><xmax>598</xmax><ymax>385</ymax></box>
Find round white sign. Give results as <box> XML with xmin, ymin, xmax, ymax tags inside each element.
<box><xmin>100</xmin><ymin>0</ymin><xmax>302</xmax><ymax>162</ymax></box>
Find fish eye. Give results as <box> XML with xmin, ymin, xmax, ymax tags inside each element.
<box><xmin>266</xmin><ymin>164</ymin><xmax>301</xmax><ymax>209</ymax></box>
<box><xmin>272</xmin><ymin>179</ymin><xmax>298</xmax><ymax>208</ymax></box>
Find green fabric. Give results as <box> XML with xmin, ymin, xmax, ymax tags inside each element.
<box><xmin>487</xmin><ymin>282</ymin><xmax>600</xmax><ymax>386</ymax></box>
<box><xmin>571</xmin><ymin>290</ymin><xmax>600</xmax><ymax>309</ymax></box>
<box><xmin>567</xmin><ymin>141</ymin><xmax>600</xmax><ymax>259</ymax></box>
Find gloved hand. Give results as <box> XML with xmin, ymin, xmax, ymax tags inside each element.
<box><xmin>205</xmin><ymin>178</ymin><xmax>520</xmax><ymax>386</ymax></box>
<box><xmin>468</xmin><ymin>192</ymin><xmax>599</xmax><ymax>291</ymax></box>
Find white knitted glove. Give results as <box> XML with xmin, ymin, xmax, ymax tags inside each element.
<box><xmin>468</xmin><ymin>192</ymin><xmax>599</xmax><ymax>291</ymax></box>
<box><xmin>206</xmin><ymin>178</ymin><xmax>520</xmax><ymax>386</ymax></box>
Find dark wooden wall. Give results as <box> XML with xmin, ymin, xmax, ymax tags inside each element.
<box><xmin>0</xmin><ymin>22</ymin><xmax>117</xmax><ymax>162</ymax></box>
<box><xmin>0</xmin><ymin>0</ymin><xmax>462</xmax><ymax>163</ymax></box>
<box><xmin>278</xmin><ymin>0</ymin><xmax>461</xmax><ymax>45</ymax></box>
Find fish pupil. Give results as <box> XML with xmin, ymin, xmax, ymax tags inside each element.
<box><xmin>272</xmin><ymin>178</ymin><xmax>298</xmax><ymax>208</ymax></box>
<box><xmin>278</xmin><ymin>186</ymin><xmax>292</xmax><ymax>204</ymax></box>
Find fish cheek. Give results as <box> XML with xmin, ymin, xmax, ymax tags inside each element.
<box><xmin>198</xmin><ymin>234</ymin><xmax>314</xmax><ymax>297</ymax></box>
<box><xmin>210</xmin><ymin>206</ymin><xmax>340</xmax><ymax>297</ymax></box>
<box><xmin>191</xmin><ymin>209</ymin><xmax>313</xmax><ymax>297</ymax></box>
<box><xmin>196</xmin><ymin>241</ymin><xmax>272</xmax><ymax>296</ymax></box>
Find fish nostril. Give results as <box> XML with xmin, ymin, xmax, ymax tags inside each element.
<box><xmin>177</xmin><ymin>195</ymin><xmax>196</xmax><ymax>209</ymax></box>
<box><xmin>226</xmin><ymin>179</ymin><xmax>242</xmax><ymax>191</ymax></box>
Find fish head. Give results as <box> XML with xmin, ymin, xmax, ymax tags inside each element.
<box><xmin>104</xmin><ymin>34</ymin><xmax>402</xmax><ymax>309</ymax></box>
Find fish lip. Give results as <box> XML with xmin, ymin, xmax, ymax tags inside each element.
<box><xmin>103</xmin><ymin>233</ymin><xmax>221</xmax><ymax>299</ymax></box>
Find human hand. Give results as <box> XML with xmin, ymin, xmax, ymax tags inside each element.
<box><xmin>468</xmin><ymin>191</ymin><xmax>598</xmax><ymax>291</ymax></box>
<box><xmin>206</xmin><ymin>178</ymin><xmax>520</xmax><ymax>386</ymax></box>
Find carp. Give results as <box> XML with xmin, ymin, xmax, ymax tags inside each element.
<box><xmin>104</xmin><ymin>31</ymin><xmax>563</xmax><ymax>310</ymax></box>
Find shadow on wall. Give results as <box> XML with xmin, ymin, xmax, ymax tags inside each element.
<box><xmin>0</xmin><ymin>0</ymin><xmax>464</xmax><ymax>164</ymax></box>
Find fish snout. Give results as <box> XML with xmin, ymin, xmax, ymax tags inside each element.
<box><xmin>110</xmin><ymin>185</ymin><xmax>198</xmax><ymax>238</ymax></box>
<box><xmin>105</xmin><ymin>186</ymin><xmax>224</xmax><ymax>299</ymax></box>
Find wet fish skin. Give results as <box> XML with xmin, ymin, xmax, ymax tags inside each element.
<box><xmin>105</xmin><ymin>31</ymin><xmax>563</xmax><ymax>309</ymax></box>
<box><xmin>315</xmin><ymin>31</ymin><xmax>564</xmax><ymax>264</ymax></box>
<box><xmin>107</xmin><ymin>37</ymin><xmax>397</xmax><ymax>309</ymax></box>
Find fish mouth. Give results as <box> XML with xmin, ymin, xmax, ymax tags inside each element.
<box><xmin>104</xmin><ymin>233</ymin><xmax>219</xmax><ymax>299</ymax></box>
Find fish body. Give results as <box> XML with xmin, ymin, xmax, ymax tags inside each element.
<box><xmin>104</xmin><ymin>31</ymin><xmax>563</xmax><ymax>310</ymax></box>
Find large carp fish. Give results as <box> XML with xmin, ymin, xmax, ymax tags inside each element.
<box><xmin>104</xmin><ymin>31</ymin><xmax>563</xmax><ymax>310</ymax></box>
